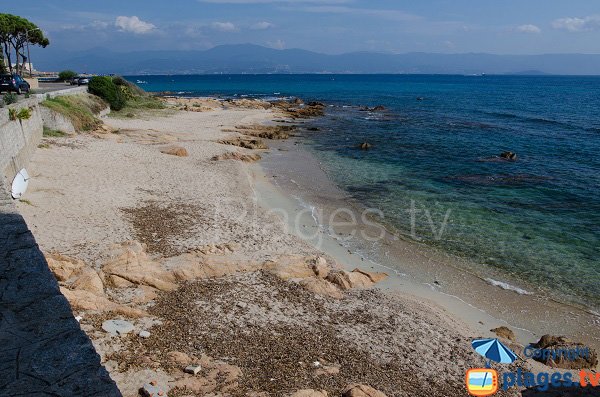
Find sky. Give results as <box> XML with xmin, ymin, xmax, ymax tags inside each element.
<box><xmin>5</xmin><ymin>0</ymin><xmax>600</xmax><ymax>55</ymax></box>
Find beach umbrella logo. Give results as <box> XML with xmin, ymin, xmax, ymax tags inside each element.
<box><xmin>471</xmin><ymin>338</ymin><xmax>518</xmax><ymax>366</ymax></box>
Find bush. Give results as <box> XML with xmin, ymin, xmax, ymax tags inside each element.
<box><xmin>4</xmin><ymin>92</ymin><xmax>17</xmax><ymax>105</ymax></box>
<box><xmin>17</xmin><ymin>107</ymin><xmax>32</xmax><ymax>120</ymax></box>
<box><xmin>8</xmin><ymin>108</ymin><xmax>17</xmax><ymax>120</ymax></box>
<box><xmin>88</xmin><ymin>76</ymin><xmax>126</xmax><ymax>111</ymax></box>
<box><xmin>58</xmin><ymin>70</ymin><xmax>77</xmax><ymax>81</ymax></box>
<box><xmin>42</xmin><ymin>95</ymin><xmax>103</xmax><ymax>131</ymax></box>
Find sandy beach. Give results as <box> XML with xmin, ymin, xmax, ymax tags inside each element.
<box><xmin>16</xmin><ymin>98</ymin><xmax>596</xmax><ymax>396</ymax></box>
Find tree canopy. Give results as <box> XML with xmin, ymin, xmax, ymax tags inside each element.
<box><xmin>0</xmin><ymin>13</ymin><xmax>49</xmax><ymax>76</ymax></box>
<box><xmin>58</xmin><ymin>70</ymin><xmax>77</xmax><ymax>81</ymax></box>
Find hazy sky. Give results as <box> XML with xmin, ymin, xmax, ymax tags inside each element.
<box><xmin>6</xmin><ymin>0</ymin><xmax>600</xmax><ymax>55</ymax></box>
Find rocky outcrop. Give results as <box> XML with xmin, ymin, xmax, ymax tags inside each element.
<box><xmin>234</xmin><ymin>124</ymin><xmax>295</xmax><ymax>139</ymax></box>
<box><xmin>212</xmin><ymin>151</ymin><xmax>262</xmax><ymax>162</ymax></box>
<box><xmin>220</xmin><ymin>137</ymin><xmax>268</xmax><ymax>150</ymax></box>
<box><xmin>289</xmin><ymin>390</ymin><xmax>328</xmax><ymax>397</ymax></box>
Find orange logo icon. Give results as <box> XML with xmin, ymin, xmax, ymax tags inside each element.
<box><xmin>466</xmin><ymin>368</ymin><xmax>498</xmax><ymax>396</ymax></box>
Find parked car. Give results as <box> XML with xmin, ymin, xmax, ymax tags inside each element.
<box><xmin>0</xmin><ymin>74</ymin><xmax>30</xmax><ymax>95</ymax></box>
<box><xmin>77</xmin><ymin>77</ymin><xmax>90</xmax><ymax>86</ymax></box>
<box><xmin>69</xmin><ymin>77</ymin><xmax>79</xmax><ymax>85</ymax></box>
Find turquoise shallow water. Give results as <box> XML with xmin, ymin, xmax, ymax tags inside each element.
<box><xmin>128</xmin><ymin>74</ymin><xmax>600</xmax><ymax>311</ymax></box>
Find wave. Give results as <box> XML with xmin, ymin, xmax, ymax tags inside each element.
<box><xmin>485</xmin><ymin>278</ymin><xmax>532</xmax><ymax>295</ymax></box>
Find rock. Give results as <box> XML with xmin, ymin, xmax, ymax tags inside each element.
<box><xmin>342</xmin><ymin>384</ymin><xmax>388</xmax><ymax>397</ymax></box>
<box><xmin>372</xmin><ymin>105</ymin><xmax>386</xmax><ymax>111</ymax></box>
<box><xmin>531</xmin><ymin>335</ymin><xmax>598</xmax><ymax>369</ymax></box>
<box><xmin>101</xmin><ymin>319</ymin><xmax>135</xmax><ymax>336</ymax></box>
<box><xmin>345</xmin><ymin>271</ymin><xmax>374</xmax><ymax>289</ymax></box>
<box><xmin>109</xmin><ymin>274</ymin><xmax>135</xmax><ymax>288</ymax></box>
<box><xmin>212</xmin><ymin>152</ymin><xmax>262</xmax><ymax>162</ymax></box>
<box><xmin>299</xmin><ymin>278</ymin><xmax>343</xmax><ymax>299</ymax></box>
<box><xmin>184</xmin><ymin>365</ymin><xmax>202</xmax><ymax>375</ymax></box>
<box><xmin>500</xmin><ymin>151</ymin><xmax>517</xmax><ymax>161</ymax></box>
<box><xmin>325</xmin><ymin>270</ymin><xmax>352</xmax><ymax>290</ymax></box>
<box><xmin>70</xmin><ymin>267</ymin><xmax>104</xmax><ymax>295</ymax></box>
<box><xmin>45</xmin><ymin>252</ymin><xmax>85</xmax><ymax>281</ymax></box>
<box><xmin>293</xmin><ymin>97</ymin><xmax>304</xmax><ymax>105</ymax></box>
<box><xmin>416</xmin><ymin>97</ymin><xmax>425</xmax><ymax>101</ymax></box>
<box><xmin>169</xmin><ymin>377</ymin><xmax>216</xmax><ymax>394</ymax></box>
<box><xmin>60</xmin><ymin>287</ymin><xmax>147</xmax><ymax>317</ymax></box>
<box><xmin>491</xmin><ymin>326</ymin><xmax>516</xmax><ymax>342</ymax></box>
<box><xmin>359</xmin><ymin>142</ymin><xmax>372</xmax><ymax>150</ymax></box>
<box><xmin>140</xmin><ymin>380</ymin><xmax>168</xmax><ymax>397</ymax></box>
<box><xmin>139</xmin><ymin>330</ymin><xmax>151</xmax><ymax>338</ymax></box>
<box><xmin>265</xmin><ymin>256</ymin><xmax>317</xmax><ymax>280</ymax></box>
<box><xmin>160</xmin><ymin>145</ymin><xmax>188</xmax><ymax>157</ymax></box>
<box><xmin>351</xmin><ymin>268</ymin><xmax>388</xmax><ymax>283</ymax></box>
<box><xmin>289</xmin><ymin>390</ymin><xmax>328</xmax><ymax>397</ymax></box>
<box><xmin>167</xmin><ymin>351</ymin><xmax>192</xmax><ymax>366</ymax></box>
<box><xmin>235</xmin><ymin>124</ymin><xmax>295</xmax><ymax>140</ymax></box>
<box><xmin>311</xmin><ymin>257</ymin><xmax>330</xmax><ymax>279</ymax></box>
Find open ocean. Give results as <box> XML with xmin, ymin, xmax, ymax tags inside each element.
<box><xmin>127</xmin><ymin>74</ymin><xmax>600</xmax><ymax>311</ymax></box>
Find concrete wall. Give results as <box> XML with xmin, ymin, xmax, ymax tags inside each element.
<box><xmin>0</xmin><ymin>98</ymin><xmax>44</xmax><ymax>183</ymax></box>
<box><xmin>0</xmin><ymin>88</ymin><xmax>121</xmax><ymax>396</ymax></box>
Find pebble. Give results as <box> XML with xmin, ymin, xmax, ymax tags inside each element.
<box><xmin>184</xmin><ymin>364</ymin><xmax>202</xmax><ymax>375</ymax></box>
<box><xmin>139</xmin><ymin>330</ymin><xmax>151</xmax><ymax>338</ymax></box>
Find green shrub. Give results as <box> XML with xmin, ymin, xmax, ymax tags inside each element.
<box><xmin>4</xmin><ymin>92</ymin><xmax>17</xmax><ymax>105</ymax></box>
<box><xmin>8</xmin><ymin>108</ymin><xmax>17</xmax><ymax>120</ymax></box>
<box><xmin>88</xmin><ymin>76</ymin><xmax>126</xmax><ymax>111</ymax></box>
<box><xmin>58</xmin><ymin>70</ymin><xmax>77</xmax><ymax>81</ymax></box>
<box><xmin>16</xmin><ymin>107</ymin><xmax>31</xmax><ymax>120</ymax></box>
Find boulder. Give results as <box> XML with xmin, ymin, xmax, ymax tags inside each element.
<box><xmin>491</xmin><ymin>326</ymin><xmax>516</xmax><ymax>342</ymax></box>
<box><xmin>167</xmin><ymin>351</ymin><xmax>193</xmax><ymax>366</ymax></box>
<box><xmin>359</xmin><ymin>142</ymin><xmax>372</xmax><ymax>150</ymax></box>
<box><xmin>70</xmin><ymin>267</ymin><xmax>104</xmax><ymax>295</ymax></box>
<box><xmin>500</xmin><ymin>151</ymin><xmax>517</xmax><ymax>161</ymax></box>
<box><xmin>351</xmin><ymin>268</ymin><xmax>388</xmax><ymax>284</ymax></box>
<box><xmin>311</xmin><ymin>257</ymin><xmax>330</xmax><ymax>279</ymax></box>
<box><xmin>325</xmin><ymin>270</ymin><xmax>352</xmax><ymax>290</ymax></box>
<box><xmin>531</xmin><ymin>335</ymin><xmax>598</xmax><ymax>370</ymax></box>
<box><xmin>160</xmin><ymin>145</ymin><xmax>188</xmax><ymax>157</ymax></box>
<box><xmin>342</xmin><ymin>384</ymin><xmax>388</xmax><ymax>397</ymax></box>
<box><xmin>265</xmin><ymin>256</ymin><xmax>317</xmax><ymax>280</ymax></box>
<box><xmin>212</xmin><ymin>152</ymin><xmax>262</xmax><ymax>162</ymax></box>
<box><xmin>299</xmin><ymin>278</ymin><xmax>343</xmax><ymax>299</ymax></box>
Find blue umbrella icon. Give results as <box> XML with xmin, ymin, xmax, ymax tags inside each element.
<box><xmin>471</xmin><ymin>338</ymin><xmax>518</xmax><ymax>367</ymax></box>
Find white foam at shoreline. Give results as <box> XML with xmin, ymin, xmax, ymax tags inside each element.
<box><xmin>485</xmin><ymin>278</ymin><xmax>532</xmax><ymax>295</ymax></box>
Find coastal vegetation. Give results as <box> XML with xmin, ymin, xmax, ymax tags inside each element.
<box><xmin>41</xmin><ymin>94</ymin><xmax>104</xmax><ymax>131</ymax></box>
<box><xmin>89</xmin><ymin>75</ymin><xmax>165</xmax><ymax>116</ymax></box>
<box><xmin>42</xmin><ymin>126</ymin><xmax>67</xmax><ymax>137</ymax></box>
<box><xmin>0</xmin><ymin>13</ymin><xmax>49</xmax><ymax>75</ymax></box>
<box><xmin>58</xmin><ymin>70</ymin><xmax>77</xmax><ymax>81</ymax></box>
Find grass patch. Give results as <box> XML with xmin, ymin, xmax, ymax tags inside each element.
<box><xmin>43</xmin><ymin>127</ymin><xmax>67</xmax><ymax>137</ymax></box>
<box><xmin>41</xmin><ymin>94</ymin><xmax>106</xmax><ymax>131</ymax></box>
<box><xmin>19</xmin><ymin>199</ymin><xmax>33</xmax><ymax>206</ymax></box>
<box><xmin>110</xmin><ymin>94</ymin><xmax>169</xmax><ymax>118</ymax></box>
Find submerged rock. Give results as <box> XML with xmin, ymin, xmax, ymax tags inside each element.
<box><xmin>359</xmin><ymin>142</ymin><xmax>372</xmax><ymax>150</ymax></box>
<box><xmin>500</xmin><ymin>151</ymin><xmax>517</xmax><ymax>161</ymax></box>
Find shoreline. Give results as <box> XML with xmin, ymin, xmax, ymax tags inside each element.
<box><xmin>15</xmin><ymin>96</ymin><xmax>597</xmax><ymax>395</ymax></box>
<box><xmin>252</xmin><ymin>121</ymin><xmax>600</xmax><ymax>352</ymax></box>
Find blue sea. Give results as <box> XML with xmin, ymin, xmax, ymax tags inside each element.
<box><xmin>127</xmin><ymin>74</ymin><xmax>600</xmax><ymax>311</ymax></box>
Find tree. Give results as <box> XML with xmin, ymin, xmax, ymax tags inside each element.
<box><xmin>0</xmin><ymin>14</ymin><xmax>49</xmax><ymax>75</ymax></box>
<box><xmin>58</xmin><ymin>70</ymin><xmax>77</xmax><ymax>81</ymax></box>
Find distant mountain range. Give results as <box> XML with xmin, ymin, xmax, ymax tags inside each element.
<box><xmin>33</xmin><ymin>44</ymin><xmax>600</xmax><ymax>75</ymax></box>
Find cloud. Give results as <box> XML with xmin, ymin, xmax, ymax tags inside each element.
<box><xmin>115</xmin><ymin>16</ymin><xmax>156</xmax><ymax>34</ymax></box>
<box><xmin>251</xmin><ymin>21</ymin><xmax>274</xmax><ymax>30</ymax></box>
<box><xmin>267</xmin><ymin>39</ymin><xmax>285</xmax><ymax>49</ymax></box>
<box><xmin>516</xmin><ymin>24</ymin><xmax>541</xmax><ymax>34</ymax></box>
<box><xmin>552</xmin><ymin>16</ymin><xmax>600</xmax><ymax>32</ymax></box>
<box><xmin>211</xmin><ymin>21</ymin><xmax>238</xmax><ymax>32</ymax></box>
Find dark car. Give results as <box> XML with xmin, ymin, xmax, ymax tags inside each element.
<box><xmin>0</xmin><ymin>74</ymin><xmax>30</xmax><ymax>94</ymax></box>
